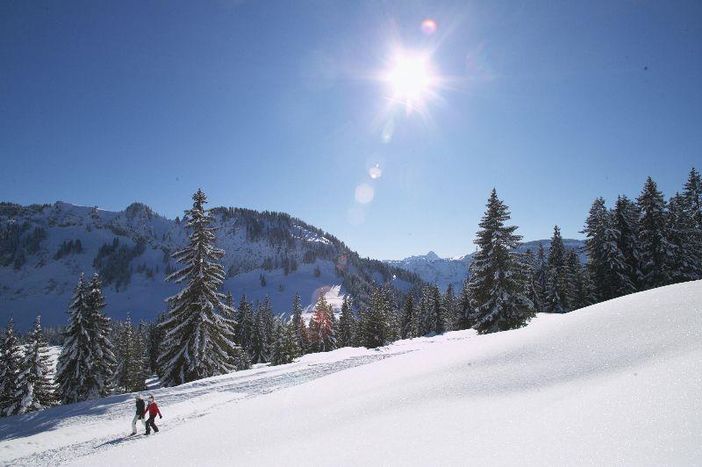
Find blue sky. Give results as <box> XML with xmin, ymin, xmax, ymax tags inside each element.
<box><xmin>1</xmin><ymin>0</ymin><xmax>701</xmax><ymax>260</ymax></box>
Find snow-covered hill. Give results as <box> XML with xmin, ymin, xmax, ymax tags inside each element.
<box><xmin>386</xmin><ymin>239</ymin><xmax>586</xmax><ymax>291</ymax></box>
<box><xmin>0</xmin><ymin>202</ymin><xmax>422</xmax><ymax>329</ymax></box>
<box><xmin>1</xmin><ymin>280</ymin><xmax>700</xmax><ymax>465</ymax></box>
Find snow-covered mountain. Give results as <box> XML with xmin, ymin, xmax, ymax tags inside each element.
<box><xmin>386</xmin><ymin>239</ymin><xmax>587</xmax><ymax>291</ymax></box>
<box><xmin>0</xmin><ymin>201</ymin><xmax>422</xmax><ymax>330</ymax></box>
<box><xmin>1</xmin><ymin>280</ymin><xmax>699</xmax><ymax>465</ymax></box>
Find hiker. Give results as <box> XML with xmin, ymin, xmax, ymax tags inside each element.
<box><xmin>143</xmin><ymin>394</ymin><xmax>163</xmax><ymax>435</ymax></box>
<box><xmin>131</xmin><ymin>394</ymin><xmax>146</xmax><ymax>435</ymax></box>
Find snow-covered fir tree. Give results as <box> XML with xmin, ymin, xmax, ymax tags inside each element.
<box><xmin>443</xmin><ymin>284</ymin><xmax>457</xmax><ymax>331</ymax></box>
<box><xmin>668</xmin><ymin>190</ymin><xmax>702</xmax><ymax>281</ymax></box>
<box><xmin>337</xmin><ymin>296</ymin><xmax>355</xmax><ymax>348</ymax></box>
<box><xmin>430</xmin><ymin>284</ymin><xmax>445</xmax><ymax>334</ymax></box>
<box><xmin>520</xmin><ymin>249</ymin><xmax>541</xmax><ymax>314</ymax></box>
<box><xmin>114</xmin><ymin>314</ymin><xmax>146</xmax><ymax>393</ymax></box>
<box><xmin>457</xmin><ymin>278</ymin><xmax>474</xmax><ymax>330</ymax></box>
<box><xmin>235</xmin><ymin>295</ymin><xmax>254</xmax><ymax>355</ymax></box>
<box><xmin>56</xmin><ymin>275</ymin><xmax>96</xmax><ymax>404</ymax></box>
<box><xmin>157</xmin><ymin>189</ymin><xmax>242</xmax><ymax>386</ymax></box>
<box><xmin>683</xmin><ymin>167</ymin><xmax>702</xmax><ymax>225</ymax></box>
<box><xmin>466</xmin><ymin>189</ymin><xmax>535</xmax><ymax>333</ymax></box>
<box><xmin>308</xmin><ymin>295</ymin><xmax>336</xmax><ymax>352</ymax></box>
<box><xmin>14</xmin><ymin>316</ymin><xmax>57</xmax><ymax>414</ymax></box>
<box><xmin>612</xmin><ymin>195</ymin><xmax>642</xmax><ymax>290</ymax></box>
<box><xmin>290</xmin><ymin>293</ymin><xmax>308</xmax><ymax>355</ymax></box>
<box><xmin>270</xmin><ymin>322</ymin><xmax>299</xmax><ymax>366</ymax></box>
<box><xmin>361</xmin><ymin>286</ymin><xmax>393</xmax><ymax>348</ymax></box>
<box><xmin>416</xmin><ymin>286</ymin><xmax>434</xmax><ymax>336</ymax></box>
<box><xmin>583</xmin><ymin>197</ymin><xmax>632</xmax><ymax>300</ymax></box>
<box><xmin>544</xmin><ymin>226</ymin><xmax>568</xmax><ymax>313</ymax></box>
<box><xmin>84</xmin><ymin>274</ymin><xmax>116</xmax><ymax>398</ymax></box>
<box><xmin>250</xmin><ymin>306</ymin><xmax>269</xmax><ymax>364</ymax></box>
<box><xmin>400</xmin><ymin>294</ymin><xmax>417</xmax><ymax>339</ymax></box>
<box><xmin>0</xmin><ymin>319</ymin><xmax>23</xmax><ymax>416</ymax></box>
<box><xmin>637</xmin><ymin>177</ymin><xmax>673</xmax><ymax>289</ymax></box>
<box><xmin>532</xmin><ymin>244</ymin><xmax>548</xmax><ymax>312</ymax></box>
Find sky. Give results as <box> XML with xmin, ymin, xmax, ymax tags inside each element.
<box><xmin>1</xmin><ymin>0</ymin><xmax>701</xmax><ymax>260</ymax></box>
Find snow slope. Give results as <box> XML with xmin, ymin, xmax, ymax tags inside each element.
<box><xmin>1</xmin><ymin>280</ymin><xmax>700</xmax><ymax>466</ymax></box>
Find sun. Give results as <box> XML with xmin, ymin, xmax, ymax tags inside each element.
<box><xmin>383</xmin><ymin>51</ymin><xmax>437</xmax><ymax>112</ymax></box>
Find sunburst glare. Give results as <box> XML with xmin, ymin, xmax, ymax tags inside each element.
<box><xmin>383</xmin><ymin>50</ymin><xmax>438</xmax><ymax>114</ymax></box>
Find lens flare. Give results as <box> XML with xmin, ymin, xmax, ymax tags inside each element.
<box><xmin>369</xmin><ymin>164</ymin><xmax>382</xmax><ymax>179</ymax></box>
<box><xmin>354</xmin><ymin>183</ymin><xmax>375</xmax><ymax>204</ymax></box>
<box><xmin>421</xmin><ymin>19</ymin><xmax>437</xmax><ymax>36</ymax></box>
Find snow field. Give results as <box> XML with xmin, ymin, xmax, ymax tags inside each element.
<box><xmin>1</xmin><ymin>280</ymin><xmax>700</xmax><ymax>466</ymax></box>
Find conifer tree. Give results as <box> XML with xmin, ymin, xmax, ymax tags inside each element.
<box><xmin>683</xmin><ymin>167</ymin><xmax>702</xmax><ymax>224</ymax></box>
<box><xmin>466</xmin><ymin>189</ymin><xmax>535</xmax><ymax>333</ymax></box>
<box><xmin>271</xmin><ymin>322</ymin><xmax>300</xmax><ymax>366</ymax></box>
<box><xmin>637</xmin><ymin>177</ymin><xmax>673</xmax><ymax>289</ymax></box>
<box><xmin>520</xmin><ymin>249</ymin><xmax>541</xmax><ymax>314</ymax></box>
<box><xmin>430</xmin><ymin>285</ymin><xmax>445</xmax><ymax>334</ymax></box>
<box><xmin>417</xmin><ymin>286</ymin><xmax>433</xmax><ymax>336</ymax></box>
<box><xmin>400</xmin><ymin>294</ymin><xmax>417</xmax><ymax>339</ymax></box>
<box><xmin>157</xmin><ymin>189</ymin><xmax>242</xmax><ymax>386</ymax></box>
<box><xmin>250</xmin><ymin>307</ymin><xmax>269</xmax><ymax>364</ymax></box>
<box><xmin>361</xmin><ymin>287</ymin><xmax>390</xmax><ymax>348</ymax></box>
<box><xmin>290</xmin><ymin>293</ymin><xmax>308</xmax><ymax>355</ymax></box>
<box><xmin>84</xmin><ymin>274</ymin><xmax>116</xmax><ymax>398</ymax></box>
<box><xmin>235</xmin><ymin>295</ymin><xmax>254</xmax><ymax>355</ymax></box>
<box><xmin>612</xmin><ymin>195</ymin><xmax>642</xmax><ymax>290</ymax></box>
<box><xmin>308</xmin><ymin>295</ymin><xmax>336</xmax><ymax>352</ymax></box>
<box><xmin>56</xmin><ymin>275</ymin><xmax>94</xmax><ymax>404</ymax></box>
<box><xmin>544</xmin><ymin>226</ymin><xmax>568</xmax><ymax>313</ymax></box>
<box><xmin>0</xmin><ymin>319</ymin><xmax>23</xmax><ymax>416</ymax></box>
<box><xmin>583</xmin><ymin>198</ymin><xmax>631</xmax><ymax>300</ymax></box>
<box><xmin>337</xmin><ymin>296</ymin><xmax>355</xmax><ymax>348</ymax></box>
<box><xmin>668</xmin><ymin>192</ymin><xmax>702</xmax><ymax>282</ymax></box>
<box><xmin>457</xmin><ymin>279</ymin><xmax>474</xmax><ymax>330</ymax></box>
<box><xmin>532</xmin><ymin>244</ymin><xmax>548</xmax><ymax>312</ymax></box>
<box><xmin>15</xmin><ymin>316</ymin><xmax>57</xmax><ymax>413</ymax></box>
<box><xmin>114</xmin><ymin>315</ymin><xmax>146</xmax><ymax>392</ymax></box>
<box><xmin>443</xmin><ymin>284</ymin><xmax>457</xmax><ymax>331</ymax></box>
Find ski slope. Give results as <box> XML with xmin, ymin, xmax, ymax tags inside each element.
<box><xmin>1</xmin><ymin>281</ymin><xmax>701</xmax><ymax>466</ymax></box>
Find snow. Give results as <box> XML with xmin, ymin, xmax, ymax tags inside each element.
<box><xmin>1</xmin><ymin>280</ymin><xmax>701</xmax><ymax>465</ymax></box>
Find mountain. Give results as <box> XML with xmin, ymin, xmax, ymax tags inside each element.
<box><xmin>2</xmin><ymin>280</ymin><xmax>700</xmax><ymax>465</ymax></box>
<box><xmin>386</xmin><ymin>238</ymin><xmax>587</xmax><ymax>291</ymax></box>
<box><xmin>0</xmin><ymin>201</ymin><xmax>423</xmax><ymax>330</ymax></box>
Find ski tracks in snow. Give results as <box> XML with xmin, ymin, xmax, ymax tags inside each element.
<box><xmin>2</xmin><ymin>350</ymin><xmax>413</xmax><ymax>466</ymax></box>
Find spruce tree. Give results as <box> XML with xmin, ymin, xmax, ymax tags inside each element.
<box><xmin>443</xmin><ymin>284</ymin><xmax>457</xmax><ymax>331</ymax></box>
<box><xmin>15</xmin><ymin>316</ymin><xmax>57</xmax><ymax>414</ymax></box>
<box><xmin>532</xmin><ymin>244</ymin><xmax>548</xmax><ymax>312</ymax></box>
<box><xmin>457</xmin><ymin>279</ymin><xmax>474</xmax><ymax>330</ymax></box>
<box><xmin>466</xmin><ymin>189</ymin><xmax>535</xmax><ymax>333</ymax></box>
<box><xmin>613</xmin><ymin>195</ymin><xmax>642</xmax><ymax>290</ymax></box>
<box><xmin>157</xmin><ymin>189</ymin><xmax>242</xmax><ymax>386</ymax></box>
<box><xmin>271</xmin><ymin>322</ymin><xmax>300</xmax><ymax>366</ymax></box>
<box><xmin>290</xmin><ymin>293</ymin><xmax>308</xmax><ymax>355</ymax></box>
<box><xmin>430</xmin><ymin>285</ymin><xmax>445</xmax><ymax>334</ymax></box>
<box><xmin>308</xmin><ymin>295</ymin><xmax>336</xmax><ymax>352</ymax></box>
<box><xmin>361</xmin><ymin>287</ymin><xmax>390</xmax><ymax>348</ymax></box>
<box><xmin>235</xmin><ymin>295</ymin><xmax>254</xmax><ymax>355</ymax></box>
<box><xmin>84</xmin><ymin>274</ymin><xmax>116</xmax><ymax>398</ymax></box>
<box><xmin>0</xmin><ymin>319</ymin><xmax>23</xmax><ymax>416</ymax></box>
<box><xmin>683</xmin><ymin>167</ymin><xmax>702</xmax><ymax>224</ymax></box>
<box><xmin>400</xmin><ymin>294</ymin><xmax>416</xmax><ymax>339</ymax></box>
<box><xmin>544</xmin><ymin>226</ymin><xmax>568</xmax><ymax>313</ymax></box>
<box><xmin>668</xmin><ymin>192</ymin><xmax>702</xmax><ymax>282</ymax></box>
<box><xmin>250</xmin><ymin>307</ymin><xmax>269</xmax><ymax>364</ymax></box>
<box><xmin>637</xmin><ymin>177</ymin><xmax>673</xmax><ymax>289</ymax></box>
<box><xmin>337</xmin><ymin>296</ymin><xmax>355</xmax><ymax>348</ymax></box>
<box><xmin>583</xmin><ymin>198</ymin><xmax>631</xmax><ymax>300</ymax></box>
<box><xmin>56</xmin><ymin>275</ymin><xmax>93</xmax><ymax>404</ymax></box>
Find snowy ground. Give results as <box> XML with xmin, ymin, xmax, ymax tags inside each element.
<box><xmin>1</xmin><ymin>281</ymin><xmax>701</xmax><ymax>466</ymax></box>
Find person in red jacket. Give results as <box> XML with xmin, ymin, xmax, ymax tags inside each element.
<box><xmin>143</xmin><ymin>394</ymin><xmax>163</xmax><ymax>435</ymax></box>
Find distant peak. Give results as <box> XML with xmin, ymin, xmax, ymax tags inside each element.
<box><xmin>425</xmin><ymin>251</ymin><xmax>440</xmax><ymax>260</ymax></box>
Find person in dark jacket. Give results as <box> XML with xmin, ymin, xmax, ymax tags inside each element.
<box><xmin>131</xmin><ymin>394</ymin><xmax>146</xmax><ymax>435</ymax></box>
<box><xmin>143</xmin><ymin>394</ymin><xmax>163</xmax><ymax>435</ymax></box>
